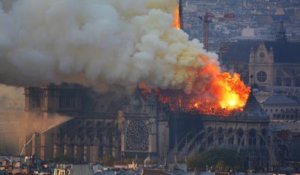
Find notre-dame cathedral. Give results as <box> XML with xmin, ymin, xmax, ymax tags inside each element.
<box><xmin>23</xmin><ymin>84</ymin><xmax>170</xmax><ymax>163</ymax></box>
<box><xmin>23</xmin><ymin>82</ymin><xmax>300</xmax><ymax>170</ymax></box>
<box><xmin>21</xmin><ymin>23</ymin><xmax>300</xmax><ymax>171</ymax></box>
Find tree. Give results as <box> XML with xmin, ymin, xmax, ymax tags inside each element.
<box><xmin>187</xmin><ymin>149</ymin><xmax>243</xmax><ymax>171</ymax></box>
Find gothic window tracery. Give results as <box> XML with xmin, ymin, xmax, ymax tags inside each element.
<box><xmin>125</xmin><ymin>120</ymin><xmax>148</xmax><ymax>151</ymax></box>
<box><xmin>237</xmin><ymin>129</ymin><xmax>244</xmax><ymax>145</ymax></box>
<box><xmin>248</xmin><ymin>129</ymin><xmax>256</xmax><ymax>146</ymax></box>
<box><xmin>218</xmin><ymin>127</ymin><xmax>224</xmax><ymax>144</ymax></box>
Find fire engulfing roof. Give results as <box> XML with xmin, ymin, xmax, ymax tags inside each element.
<box><xmin>202</xmin><ymin>92</ymin><xmax>269</xmax><ymax>122</ymax></box>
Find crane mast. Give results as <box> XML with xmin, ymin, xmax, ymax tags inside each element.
<box><xmin>200</xmin><ymin>12</ymin><xmax>214</xmax><ymax>50</ymax></box>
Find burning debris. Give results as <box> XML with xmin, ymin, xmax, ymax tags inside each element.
<box><xmin>0</xmin><ymin>0</ymin><xmax>249</xmax><ymax>116</ymax></box>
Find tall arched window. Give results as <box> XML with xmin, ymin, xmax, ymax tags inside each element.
<box><xmin>249</xmin><ymin>129</ymin><xmax>256</xmax><ymax>146</ymax></box>
<box><xmin>237</xmin><ymin>129</ymin><xmax>244</xmax><ymax>145</ymax></box>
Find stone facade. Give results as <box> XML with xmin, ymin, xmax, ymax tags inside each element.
<box><xmin>201</xmin><ymin>118</ymin><xmax>270</xmax><ymax>169</ymax></box>
<box><xmin>220</xmin><ymin>23</ymin><xmax>300</xmax><ymax>91</ymax></box>
<box><xmin>172</xmin><ymin>94</ymin><xmax>271</xmax><ymax>170</ymax></box>
<box><xmin>23</xmin><ymin>84</ymin><xmax>300</xmax><ymax>169</ymax></box>
<box><xmin>219</xmin><ymin>23</ymin><xmax>300</xmax><ymax>169</ymax></box>
<box><xmin>261</xmin><ymin>94</ymin><xmax>300</xmax><ymax>121</ymax></box>
<box><xmin>23</xmin><ymin>84</ymin><xmax>169</xmax><ymax>163</ymax></box>
<box><xmin>249</xmin><ymin>43</ymin><xmax>274</xmax><ymax>87</ymax></box>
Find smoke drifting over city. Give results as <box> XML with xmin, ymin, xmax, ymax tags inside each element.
<box><xmin>0</xmin><ymin>0</ymin><xmax>217</xmax><ymax>91</ymax></box>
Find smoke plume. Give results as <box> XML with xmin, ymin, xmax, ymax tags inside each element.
<box><xmin>0</xmin><ymin>84</ymin><xmax>70</xmax><ymax>155</ymax></box>
<box><xmin>0</xmin><ymin>84</ymin><xmax>23</xmax><ymax>111</ymax></box>
<box><xmin>0</xmin><ymin>0</ymin><xmax>217</xmax><ymax>90</ymax></box>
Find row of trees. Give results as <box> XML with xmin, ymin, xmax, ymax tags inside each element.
<box><xmin>187</xmin><ymin>149</ymin><xmax>244</xmax><ymax>172</ymax></box>
<box><xmin>55</xmin><ymin>149</ymin><xmax>247</xmax><ymax>171</ymax></box>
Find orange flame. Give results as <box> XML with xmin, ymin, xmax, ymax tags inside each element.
<box><xmin>137</xmin><ymin>2</ymin><xmax>250</xmax><ymax>117</ymax></box>
<box><xmin>139</xmin><ymin>63</ymin><xmax>250</xmax><ymax>117</ymax></box>
<box><xmin>172</xmin><ymin>3</ymin><xmax>181</xmax><ymax>29</ymax></box>
<box><xmin>157</xmin><ymin>63</ymin><xmax>250</xmax><ymax>116</ymax></box>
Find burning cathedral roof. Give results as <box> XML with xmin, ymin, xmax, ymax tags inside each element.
<box><xmin>202</xmin><ymin>92</ymin><xmax>268</xmax><ymax>121</ymax></box>
<box><xmin>239</xmin><ymin>92</ymin><xmax>268</xmax><ymax>120</ymax></box>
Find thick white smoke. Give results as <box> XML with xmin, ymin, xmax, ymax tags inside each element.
<box><xmin>0</xmin><ymin>0</ymin><xmax>218</xmax><ymax>89</ymax></box>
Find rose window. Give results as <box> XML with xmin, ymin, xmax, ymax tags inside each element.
<box><xmin>126</xmin><ymin>120</ymin><xmax>148</xmax><ymax>151</ymax></box>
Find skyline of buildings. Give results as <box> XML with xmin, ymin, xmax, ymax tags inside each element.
<box><xmin>0</xmin><ymin>0</ymin><xmax>300</xmax><ymax>172</ymax></box>
<box><xmin>181</xmin><ymin>0</ymin><xmax>300</xmax><ymax>51</ymax></box>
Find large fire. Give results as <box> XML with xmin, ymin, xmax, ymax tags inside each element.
<box><xmin>139</xmin><ymin>1</ymin><xmax>251</xmax><ymax>116</ymax></box>
<box><xmin>156</xmin><ymin>63</ymin><xmax>250</xmax><ymax>116</ymax></box>
<box><xmin>139</xmin><ymin>63</ymin><xmax>250</xmax><ymax>116</ymax></box>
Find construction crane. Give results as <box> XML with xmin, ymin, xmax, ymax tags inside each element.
<box><xmin>178</xmin><ymin>0</ymin><xmax>184</xmax><ymax>29</ymax></box>
<box><xmin>199</xmin><ymin>12</ymin><xmax>235</xmax><ymax>51</ymax></box>
<box><xmin>199</xmin><ymin>12</ymin><xmax>214</xmax><ymax>51</ymax></box>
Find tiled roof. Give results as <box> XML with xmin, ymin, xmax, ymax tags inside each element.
<box><xmin>220</xmin><ymin>40</ymin><xmax>258</xmax><ymax>63</ymax></box>
<box><xmin>262</xmin><ymin>94</ymin><xmax>299</xmax><ymax>106</ymax></box>
<box><xmin>220</xmin><ymin>40</ymin><xmax>300</xmax><ymax>64</ymax></box>
<box><xmin>234</xmin><ymin>92</ymin><xmax>269</xmax><ymax>120</ymax></box>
